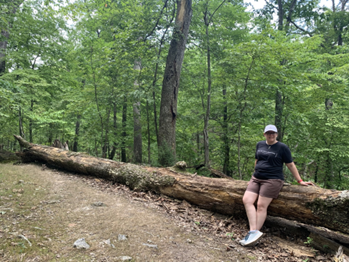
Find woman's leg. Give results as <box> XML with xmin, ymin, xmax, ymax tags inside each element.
<box><xmin>242</xmin><ymin>191</ymin><xmax>259</xmax><ymax>231</ymax></box>
<box><xmin>256</xmin><ymin>195</ymin><xmax>273</xmax><ymax>230</ymax></box>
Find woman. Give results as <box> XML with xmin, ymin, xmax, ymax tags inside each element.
<box><xmin>240</xmin><ymin>124</ymin><xmax>314</xmax><ymax>247</ymax></box>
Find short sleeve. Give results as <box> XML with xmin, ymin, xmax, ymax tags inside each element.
<box><xmin>282</xmin><ymin>144</ymin><xmax>293</xmax><ymax>164</ymax></box>
<box><xmin>255</xmin><ymin>143</ymin><xmax>259</xmax><ymax>159</ymax></box>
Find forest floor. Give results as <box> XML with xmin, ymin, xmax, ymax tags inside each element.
<box><xmin>0</xmin><ymin>162</ymin><xmax>333</xmax><ymax>262</ymax></box>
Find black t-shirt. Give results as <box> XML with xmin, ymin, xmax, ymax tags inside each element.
<box><xmin>253</xmin><ymin>141</ymin><xmax>293</xmax><ymax>180</ymax></box>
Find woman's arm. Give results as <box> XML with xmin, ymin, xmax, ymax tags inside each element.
<box><xmin>285</xmin><ymin>162</ymin><xmax>314</xmax><ymax>186</ymax></box>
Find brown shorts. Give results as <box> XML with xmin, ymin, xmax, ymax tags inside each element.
<box><xmin>246</xmin><ymin>176</ymin><xmax>284</xmax><ymax>199</ymax></box>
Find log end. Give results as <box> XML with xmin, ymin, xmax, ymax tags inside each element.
<box><xmin>306</xmin><ymin>193</ymin><xmax>349</xmax><ymax>234</ymax></box>
<box><xmin>13</xmin><ymin>135</ymin><xmax>31</xmax><ymax>149</ymax></box>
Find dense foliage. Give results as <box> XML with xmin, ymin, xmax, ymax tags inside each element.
<box><xmin>0</xmin><ymin>0</ymin><xmax>348</xmax><ymax>189</ymax></box>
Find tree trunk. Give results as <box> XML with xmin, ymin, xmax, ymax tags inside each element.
<box><xmin>203</xmin><ymin>13</ymin><xmax>211</xmax><ymax>168</ymax></box>
<box><xmin>146</xmin><ymin>100</ymin><xmax>151</xmax><ymax>164</ymax></box>
<box><xmin>333</xmin><ymin>0</ymin><xmax>347</xmax><ymax>46</ymax></box>
<box><xmin>222</xmin><ymin>86</ymin><xmax>230</xmax><ymax>176</ymax></box>
<box><xmin>202</xmin><ymin>0</ymin><xmax>226</xmax><ymax>168</ymax></box>
<box><xmin>73</xmin><ymin>115</ymin><xmax>81</xmax><ymax>152</ymax></box>
<box><xmin>151</xmin><ymin>15</ymin><xmax>173</xmax><ymax>147</ymax></box>
<box><xmin>237</xmin><ymin>120</ymin><xmax>242</xmax><ymax>180</ymax></box>
<box><xmin>133</xmin><ymin>59</ymin><xmax>142</xmax><ymax>163</ymax></box>
<box><xmin>275</xmin><ymin>89</ymin><xmax>284</xmax><ymax>141</ymax></box>
<box><xmin>0</xmin><ymin>0</ymin><xmax>23</xmax><ymax>74</ymax></box>
<box><xmin>133</xmin><ymin>100</ymin><xmax>142</xmax><ymax>163</ymax></box>
<box><xmin>47</xmin><ymin>123</ymin><xmax>53</xmax><ymax>146</ymax></box>
<box><xmin>275</xmin><ymin>0</ymin><xmax>298</xmax><ymax>142</ymax></box>
<box><xmin>277</xmin><ymin>0</ymin><xmax>284</xmax><ymax>31</ymax></box>
<box><xmin>13</xmin><ymin>135</ymin><xmax>349</xmax><ymax>240</ymax></box>
<box><xmin>102</xmin><ymin>107</ymin><xmax>111</xmax><ymax>158</ymax></box>
<box><xmin>109</xmin><ymin>102</ymin><xmax>117</xmax><ymax>160</ymax></box>
<box><xmin>121</xmin><ymin>96</ymin><xmax>127</xmax><ymax>162</ymax></box>
<box><xmin>0</xmin><ymin>31</ymin><xmax>9</xmax><ymax>74</ymax></box>
<box><xmin>152</xmin><ymin>89</ymin><xmax>159</xmax><ymax>146</ymax></box>
<box><xmin>91</xmin><ymin>45</ymin><xmax>108</xmax><ymax>158</ymax></box>
<box><xmin>29</xmin><ymin>100</ymin><xmax>34</xmax><ymax>143</ymax></box>
<box><xmin>18</xmin><ymin>107</ymin><xmax>25</xmax><ymax>139</ymax></box>
<box><xmin>264</xmin><ymin>216</ymin><xmax>349</xmax><ymax>255</ymax></box>
<box><xmin>158</xmin><ymin>0</ymin><xmax>192</xmax><ymax>166</ymax></box>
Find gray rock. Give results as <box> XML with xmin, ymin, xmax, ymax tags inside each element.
<box><xmin>46</xmin><ymin>200</ymin><xmax>61</xmax><ymax>204</ymax></box>
<box><xmin>91</xmin><ymin>201</ymin><xmax>104</xmax><ymax>207</ymax></box>
<box><xmin>142</xmin><ymin>243</ymin><xmax>158</xmax><ymax>249</ymax></box>
<box><xmin>73</xmin><ymin>238</ymin><xmax>90</xmax><ymax>249</ymax></box>
<box><xmin>104</xmin><ymin>239</ymin><xmax>115</xmax><ymax>248</ymax></box>
<box><xmin>118</xmin><ymin>256</ymin><xmax>133</xmax><ymax>261</ymax></box>
<box><xmin>118</xmin><ymin>234</ymin><xmax>128</xmax><ymax>241</ymax></box>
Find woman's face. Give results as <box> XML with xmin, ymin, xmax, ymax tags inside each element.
<box><xmin>264</xmin><ymin>131</ymin><xmax>278</xmax><ymax>144</ymax></box>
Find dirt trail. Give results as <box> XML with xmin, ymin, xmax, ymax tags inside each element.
<box><xmin>0</xmin><ymin>163</ymin><xmax>325</xmax><ymax>262</ymax></box>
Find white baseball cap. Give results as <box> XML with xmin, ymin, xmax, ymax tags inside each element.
<box><xmin>264</xmin><ymin>124</ymin><xmax>278</xmax><ymax>133</ymax></box>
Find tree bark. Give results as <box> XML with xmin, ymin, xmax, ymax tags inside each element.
<box><xmin>109</xmin><ymin>102</ymin><xmax>118</xmax><ymax>160</ymax></box>
<box><xmin>0</xmin><ymin>0</ymin><xmax>24</xmax><ymax>74</ymax></box>
<box><xmin>146</xmin><ymin>100</ymin><xmax>152</xmax><ymax>164</ymax></box>
<box><xmin>0</xmin><ymin>0</ymin><xmax>22</xmax><ymax>74</ymax></box>
<box><xmin>275</xmin><ymin>0</ymin><xmax>298</xmax><ymax>142</ymax></box>
<box><xmin>13</xmin><ymin>135</ymin><xmax>349</xmax><ymax>239</ymax></box>
<box><xmin>133</xmin><ymin>100</ymin><xmax>142</xmax><ymax>163</ymax></box>
<box><xmin>265</xmin><ymin>216</ymin><xmax>349</xmax><ymax>255</ymax></box>
<box><xmin>121</xmin><ymin>96</ymin><xmax>127</xmax><ymax>162</ymax></box>
<box><xmin>222</xmin><ymin>86</ymin><xmax>230</xmax><ymax>176</ymax></box>
<box><xmin>275</xmin><ymin>89</ymin><xmax>284</xmax><ymax>141</ymax></box>
<box><xmin>203</xmin><ymin>6</ymin><xmax>211</xmax><ymax>168</ymax></box>
<box><xmin>151</xmin><ymin>10</ymin><xmax>174</xmax><ymax>147</ymax></box>
<box><xmin>158</xmin><ymin>0</ymin><xmax>192</xmax><ymax>166</ymax></box>
<box><xmin>18</xmin><ymin>107</ymin><xmax>25</xmax><ymax>140</ymax></box>
<box><xmin>73</xmin><ymin>115</ymin><xmax>81</xmax><ymax>152</ymax></box>
<box><xmin>202</xmin><ymin>0</ymin><xmax>226</xmax><ymax>169</ymax></box>
<box><xmin>0</xmin><ymin>30</ymin><xmax>9</xmax><ymax>74</ymax></box>
<box><xmin>133</xmin><ymin>59</ymin><xmax>142</xmax><ymax>164</ymax></box>
<box><xmin>277</xmin><ymin>0</ymin><xmax>284</xmax><ymax>31</ymax></box>
<box><xmin>29</xmin><ymin>100</ymin><xmax>33</xmax><ymax>143</ymax></box>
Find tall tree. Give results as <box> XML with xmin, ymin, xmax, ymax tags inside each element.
<box><xmin>158</xmin><ymin>0</ymin><xmax>193</xmax><ymax>166</ymax></box>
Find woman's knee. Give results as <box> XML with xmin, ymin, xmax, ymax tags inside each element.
<box><xmin>256</xmin><ymin>203</ymin><xmax>268</xmax><ymax>212</ymax></box>
<box><xmin>243</xmin><ymin>192</ymin><xmax>258</xmax><ymax>206</ymax></box>
<box><xmin>256</xmin><ymin>197</ymin><xmax>273</xmax><ymax>211</ymax></box>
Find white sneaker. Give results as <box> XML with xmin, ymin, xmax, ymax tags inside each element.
<box><xmin>239</xmin><ymin>232</ymin><xmax>251</xmax><ymax>246</ymax></box>
<box><xmin>240</xmin><ymin>231</ymin><xmax>263</xmax><ymax>246</ymax></box>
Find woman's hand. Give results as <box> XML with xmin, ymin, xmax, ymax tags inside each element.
<box><xmin>285</xmin><ymin>162</ymin><xmax>315</xmax><ymax>187</ymax></box>
<box><xmin>299</xmin><ymin>180</ymin><xmax>315</xmax><ymax>186</ymax></box>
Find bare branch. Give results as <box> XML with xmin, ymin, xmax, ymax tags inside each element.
<box><xmin>208</xmin><ymin>0</ymin><xmax>226</xmax><ymax>24</ymax></box>
<box><xmin>288</xmin><ymin>19</ymin><xmax>313</xmax><ymax>37</ymax></box>
<box><xmin>144</xmin><ymin>0</ymin><xmax>170</xmax><ymax>41</ymax></box>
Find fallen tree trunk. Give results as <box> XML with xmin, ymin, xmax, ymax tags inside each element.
<box><xmin>0</xmin><ymin>149</ymin><xmax>20</xmax><ymax>162</ymax></box>
<box><xmin>13</xmin><ymin>135</ymin><xmax>349</xmax><ymax>252</ymax></box>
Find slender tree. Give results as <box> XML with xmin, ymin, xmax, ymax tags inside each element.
<box><xmin>133</xmin><ymin>59</ymin><xmax>142</xmax><ymax>163</ymax></box>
